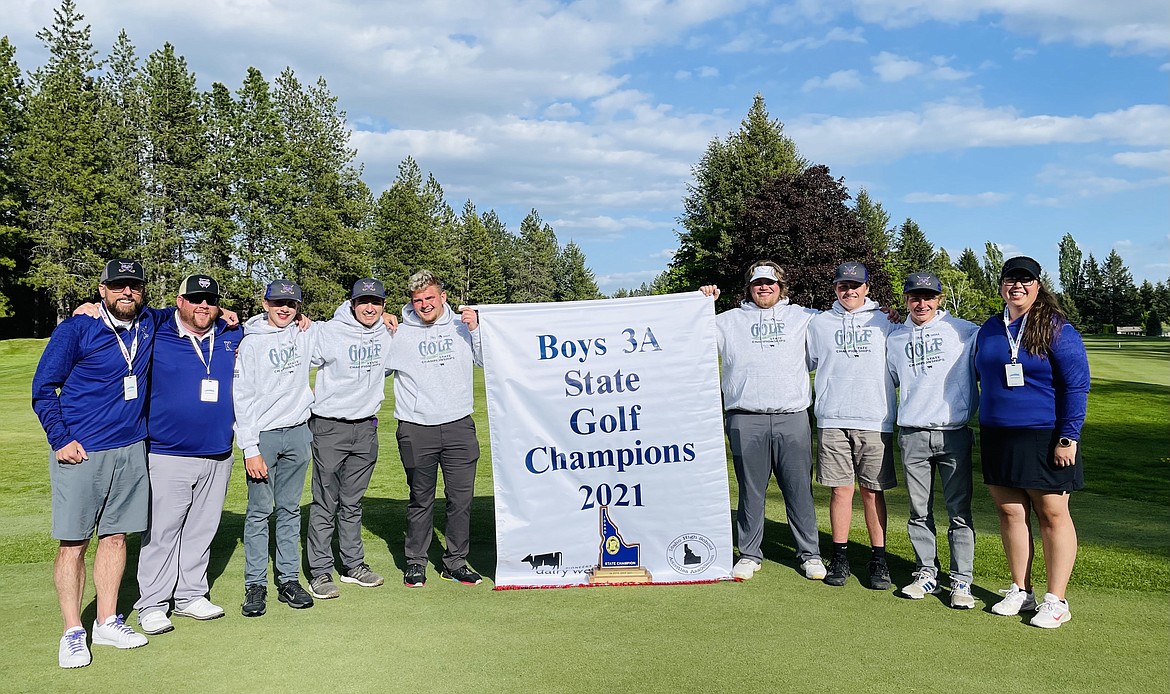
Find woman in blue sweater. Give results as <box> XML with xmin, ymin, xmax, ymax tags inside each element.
<box><xmin>975</xmin><ymin>256</ymin><xmax>1089</xmax><ymax>629</ymax></box>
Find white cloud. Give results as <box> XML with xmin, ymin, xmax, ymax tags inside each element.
<box><xmin>1035</xmin><ymin>164</ymin><xmax>1170</xmax><ymax>198</ymax></box>
<box><xmin>544</xmin><ymin>102</ymin><xmax>581</xmax><ymax>118</ymax></box>
<box><xmin>675</xmin><ymin>70</ymin><xmax>693</xmax><ymax>80</ymax></box>
<box><xmin>698</xmin><ymin>65</ymin><xmax>720</xmax><ymax>77</ymax></box>
<box><xmin>791</xmin><ymin>102</ymin><xmax>1170</xmax><ymax>164</ymax></box>
<box><xmin>802</xmin><ymin>69</ymin><xmax>863</xmax><ymax>91</ymax></box>
<box><xmin>903</xmin><ymin>191</ymin><xmax>1012</xmax><ymax>206</ymax></box>
<box><xmin>1013</xmin><ymin>47</ymin><xmax>1038</xmax><ymax>60</ymax></box>
<box><xmin>596</xmin><ymin>270</ymin><xmax>663</xmax><ymax>292</ymax></box>
<box><xmin>1112</xmin><ymin>149</ymin><xmax>1170</xmax><ymax>170</ymax></box>
<box><xmin>872</xmin><ymin>51</ymin><xmax>923</xmax><ymax>81</ymax></box>
<box><xmin>775</xmin><ymin>26</ymin><xmax>867</xmax><ymax>52</ymax></box>
<box><xmin>782</xmin><ymin>0</ymin><xmax>1170</xmax><ymax>53</ymax></box>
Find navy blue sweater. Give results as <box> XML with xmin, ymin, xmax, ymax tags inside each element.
<box><xmin>33</xmin><ymin>311</ymin><xmax>161</xmax><ymax>452</ymax></box>
<box><xmin>975</xmin><ymin>314</ymin><xmax>1090</xmax><ymax>439</ymax></box>
<box><xmin>146</xmin><ymin>313</ymin><xmax>242</xmax><ymax>457</ymax></box>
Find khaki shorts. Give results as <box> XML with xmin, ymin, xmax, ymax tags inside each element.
<box><xmin>816</xmin><ymin>428</ymin><xmax>896</xmax><ymax>491</ymax></box>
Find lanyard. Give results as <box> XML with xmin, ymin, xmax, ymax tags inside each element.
<box><xmin>99</xmin><ymin>303</ymin><xmax>140</xmax><ymax>375</ymax></box>
<box><xmin>1002</xmin><ymin>307</ymin><xmax>1027</xmax><ymax>364</ymax></box>
<box><xmin>188</xmin><ymin>327</ymin><xmax>215</xmax><ymax>377</ymax></box>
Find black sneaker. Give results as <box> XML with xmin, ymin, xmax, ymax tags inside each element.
<box><xmin>441</xmin><ymin>565</ymin><xmax>483</xmax><ymax>585</ymax></box>
<box><xmin>404</xmin><ymin>563</ymin><xmax>426</xmax><ymax>588</ymax></box>
<box><xmin>867</xmin><ymin>557</ymin><xmax>892</xmax><ymax>590</ymax></box>
<box><xmin>277</xmin><ymin>580</ymin><xmax>314</xmax><ymax>609</ymax></box>
<box><xmin>824</xmin><ymin>556</ymin><xmax>851</xmax><ymax>587</ymax></box>
<box><xmin>242</xmin><ymin>584</ymin><xmax>267</xmax><ymax>617</ymax></box>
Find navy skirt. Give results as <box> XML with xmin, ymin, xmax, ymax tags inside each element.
<box><xmin>980</xmin><ymin>426</ymin><xmax>1084</xmax><ymax>492</ymax></box>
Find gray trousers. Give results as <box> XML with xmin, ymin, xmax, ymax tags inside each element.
<box><xmin>135</xmin><ymin>452</ymin><xmax>233</xmax><ymax>615</ymax></box>
<box><xmin>243</xmin><ymin>423</ymin><xmax>312</xmax><ymax>586</ymax></box>
<box><xmin>397</xmin><ymin>416</ymin><xmax>479</xmax><ymax>571</ymax></box>
<box><xmin>898</xmin><ymin>426</ymin><xmax>975</xmax><ymax>583</ymax></box>
<box><xmin>726</xmin><ymin>411</ymin><xmax>821</xmax><ymax>563</ymax></box>
<box><xmin>307</xmin><ymin>416</ymin><xmax>379</xmax><ymax>577</ymax></box>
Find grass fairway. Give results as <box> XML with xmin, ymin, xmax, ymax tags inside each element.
<box><xmin>1</xmin><ymin>335</ymin><xmax>1167</xmax><ymax>692</ymax></box>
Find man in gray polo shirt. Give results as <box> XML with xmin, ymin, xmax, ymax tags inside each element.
<box><xmin>886</xmin><ymin>271</ymin><xmax>979</xmax><ymax>609</ymax></box>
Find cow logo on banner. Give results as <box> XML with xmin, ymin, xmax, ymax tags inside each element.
<box><xmin>476</xmin><ymin>292</ymin><xmax>733</xmax><ymax>588</ymax></box>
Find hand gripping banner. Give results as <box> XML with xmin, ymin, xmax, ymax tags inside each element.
<box><xmin>476</xmin><ymin>292</ymin><xmax>732</xmax><ymax>588</ymax></box>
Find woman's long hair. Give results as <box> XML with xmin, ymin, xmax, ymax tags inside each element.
<box><xmin>1021</xmin><ymin>282</ymin><xmax>1067</xmax><ymax>356</ymax></box>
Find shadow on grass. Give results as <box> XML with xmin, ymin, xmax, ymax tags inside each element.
<box><xmin>361</xmin><ymin>495</ymin><xmax>499</xmax><ymax>580</ymax></box>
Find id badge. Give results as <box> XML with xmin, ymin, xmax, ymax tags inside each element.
<box><xmin>1004</xmin><ymin>362</ymin><xmax>1025</xmax><ymax>387</ymax></box>
<box><xmin>200</xmin><ymin>378</ymin><xmax>220</xmax><ymax>403</ymax></box>
<box><xmin>123</xmin><ymin>374</ymin><xmax>139</xmax><ymax>400</ymax></box>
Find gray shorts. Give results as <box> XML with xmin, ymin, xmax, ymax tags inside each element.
<box><xmin>50</xmin><ymin>440</ymin><xmax>149</xmax><ymax>541</ymax></box>
<box><xmin>816</xmin><ymin>428</ymin><xmax>896</xmax><ymax>491</ymax></box>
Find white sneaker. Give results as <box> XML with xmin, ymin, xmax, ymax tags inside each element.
<box><xmin>991</xmin><ymin>583</ymin><xmax>1038</xmax><ymax>616</ymax></box>
<box><xmin>900</xmin><ymin>569</ymin><xmax>941</xmax><ymax>599</ymax></box>
<box><xmin>732</xmin><ymin>558</ymin><xmax>762</xmax><ymax>580</ymax></box>
<box><xmin>1030</xmin><ymin>593</ymin><xmax>1072</xmax><ymax>628</ymax></box>
<box><xmin>138</xmin><ymin>610</ymin><xmax>174</xmax><ymax>635</ymax></box>
<box><xmin>950</xmin><ymin>581</ymin><xmax>976</xmax><ymax>609</ymax></box>
<box><xmin>801</xmin><ymin>558</ymin><xmax>827</xmax><ymax>580</ymax></box>
<box><xmin>173</xmin><ymin>597</ymin><xmax>225</xmax><ymax>620</ymax></box>
<box><xmin>91</xmin><ymin>614</ymin><xmax>148</xmax><ymax>649</ymax></box>
<box><xmin>58</xmin><ymin>627</ymin><xmax>91</xmax><ymax>668</ymax></box>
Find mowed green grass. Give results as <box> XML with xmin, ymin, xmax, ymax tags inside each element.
<box><xmin>0</xmin><ymin>335</ymin><xmax>1167</xmax><ymax>692</ymax></box>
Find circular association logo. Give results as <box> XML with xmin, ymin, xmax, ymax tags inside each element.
<box><xmin>667</xmin><ymin>533</ymin><xmax>716</xmax><ymax>575</ymax></box>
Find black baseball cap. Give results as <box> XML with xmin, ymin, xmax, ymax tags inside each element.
<box><xmin>264</xmin><ymin>280</ymin><xmax>303</xmax><ymax>302</ymax></box>
<box><xmin>903</xmin><ymin>271</ymin><xmax>942</xmax><ymax>294</ymax></box>
<box><xmin>351</xmin><ymin>278</ymin><xmax>386</xmax><ymax>300</ymax></box>
<box><xmin>833</xmin><ymin>262</ymin><xmax>868</xmax><ymax>284</ymax></box>
<box><xmin>1000</xmin><ymin>256</ymin><xmax>1042</xmax><ymax>280</ymax></box>
<box><xmin>100</xmin><ymin>259</ymin><xmax>145</xmax><ymax>284</ymax></box>
<box><xmin>177</xmin><ymin>274</ymin><xmax>221</xmax><ymax>297</ymax></box>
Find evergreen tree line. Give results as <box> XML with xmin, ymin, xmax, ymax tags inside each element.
<box><xmin>653</xmin><ymin>94</ymin><xmax>1168</xmax><ymax>336</ymax></box>
<box><xmin>0</xmin><ymin>1</ymin><xmax>600</xmax><ymax>337</ymax></box>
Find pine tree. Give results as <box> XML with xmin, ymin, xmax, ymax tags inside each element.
<box><xmin>481</xmin><ymin>209</ymin><xmax>517</xmax><ymax>301</ymax></box>
<box><xmin>1079</xmin><ymin>254</ymin><xmax>1105</xmax><ymax>333</ymax></box>
<box><xmin>555</xmin><ymin>240</ymin><xmax>600</xmax><ymax>301</ymax></box>
<box><xmin>452</xmin><ymin>200</ymin><xmax>505</xmax><ymax>305</ymax></box>
<box><xmin>19</xmin><ymin>0</ymin><xmax>120</xmax><ymax>320</ymax></box>
<box><xmin>669</xmin><ymin>93</ymin><xmax>806</xmax><ymax>292</ymax></box>
<box><xmin>891</xmin><ymin>218</ymin><xmax>934</xmax><ymax>282</ymax></box>
<box><xmin>372</xmin><ymin>157</ymin><xmax>455</xmax><ymax>293</ymax></box>
<box><xmin>1099</xmin><ymin>249</ymin><xmax>1140</xmax><ymax>328</ymax></box>
<box><xmin>193</xmin><ymin>82</ymin><xmax>245</xmax><ymax>308</ymax></box>
<box><xmin>0</xmin><ymin>37</ymin><xmax>28</xmax><ymax>320</ymax></box>
<box><xmin>140</xmin><ymin>42</ymin><xmax>203</xmax><ymax>305</ymax></box>
<box><xmin>511</xmin><ymin>209</ymin><xmax>558</xmax><ymax>303</ymax></box>
<box><xmin>853</xmin><ymin>188</ymin><xmax>896</xmax><ymax>297</ymax></box>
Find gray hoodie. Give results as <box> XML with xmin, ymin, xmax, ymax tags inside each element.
<box><xmin>233</xmin><ymin>314</ymin><xmax>318</xmax><ymax>458</ymax></box>
<box><xmin>886</xmin><ymin>310</ymin><xmax>979</xmax><ymax>429</ymax></box>
<box><xmin>806</xmin><ymin>297</ymin><xmax>897</xmax><ymax>432</ymax></box>
<box><xmin>387</xmin><ymin>302</ymin><xmax>483</xmax><ymax>426</ymax></box>
<box><xmin>311</xmin><ymin>301</ymin><xmax>394</xmax><ymax>420</ymax></box>
<box><xmin>715</xmin><ymin>298</ymin><xmax>818</xmax><ymax>413</ymax></box>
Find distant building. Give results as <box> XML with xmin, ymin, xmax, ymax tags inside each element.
<box><xmin>1116</xmin><ymin>326</ymin><xmax>1143</xmax><ymax>336</ymax></box>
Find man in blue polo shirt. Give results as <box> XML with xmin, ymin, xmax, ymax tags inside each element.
<box><xmin>32</xmin><ymin>259</ymin><xmax>157</xmax><ymax>668</ymax></box>
<box><xmin>134</xmin><ymin>274</ymin><xmax>242</xmax><ymax>635</ymax></box>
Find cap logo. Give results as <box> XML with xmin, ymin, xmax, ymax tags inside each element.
<box><xmin>362</xmin><ymin>281</ymin><xmax>376</xmax><ymax>291</ymax></box>
<box><xmin>198</xmin><ymin>278</ymin><xmax>211</xmax><ymax>288</ymax></box>
<box><xmin>842</xmin><ymin>265</ymin><xmax>861</xmax><ymax>277</ymax></box>
<box><xmin>119</xmin><ymin>262</ymin><xmax>135</xmax><ymax>272</ymax></box>
<box><xmin>916</xmin><ymin>276</ymin><xmax>934</xmax><ymax>286</ymax></box>
<box><xmin>281</xmin><ymin>283</ymin><xmax>294</xmax><ymax>293</ymax></box>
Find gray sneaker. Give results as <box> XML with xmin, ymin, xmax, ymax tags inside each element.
<box><xmin>340</xmin><ymin>563</ymin><xmax>384</xmax><ymax>588</ymax></box>
<box><xmin>901</xmin><ymin>569</ymin><xmax>942</xmax><ymax>599</ymax></box>
<box><xmin>309</xmin><ymin>573</ymin><xmax>340</xmax><ymax>599</ymax></box>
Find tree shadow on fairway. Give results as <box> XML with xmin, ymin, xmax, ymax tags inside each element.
<box><xmin>360</xmin><ymin>495</ymin><xmax>498</xmax><ymax>581</ymax></box>
<box><xmin>757</xmin><ymin>516</ymin><xmax>917</xmax><ymax>589</ymax></box>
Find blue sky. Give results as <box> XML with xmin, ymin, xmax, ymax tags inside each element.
<box><xmin>7</xmin><ymin>0</ymin><xmax>1168</xmax><ymax>293</ymax></box>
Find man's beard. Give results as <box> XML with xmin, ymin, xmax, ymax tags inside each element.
<box><xmin>105</xmin><ymin>295</ymin><xmax>143</xmax><ymax>321</ymax></box>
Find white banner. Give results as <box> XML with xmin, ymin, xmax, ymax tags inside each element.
<box><xmin>477</xmin><ymin>292</ymin><xmax>732</xmax><ymax>588</ymax></box>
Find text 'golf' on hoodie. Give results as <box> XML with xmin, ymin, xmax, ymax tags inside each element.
<box><xmin>807</xmin><ymin>297</ymin><xmax>897</xmax><ymax>432</ymax></box>
<box><xmin>886</xmin><ymin>310</ymin><xmax>979</xmax><ymax>430</ymax></box>
<box><xmin>233</xmin><ymin>314</ymin><xmax>317</xmax><ymax>458</ymax></box>
<box><xmin>387</xmin><ymin>302</ymin><xmax>483</xmax><ymax>426</ymax></box>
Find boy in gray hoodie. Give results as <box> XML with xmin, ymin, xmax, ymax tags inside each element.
<box><xmin>701</xmin><ymin>262</ymin><xmax>826</xmax><ymax>582</ymax></box>
<box><xmin>807</xmin><ymin>263</ymin><xmax>898</xmax><ymax>590</ymax></box>
<box><xmin>886</xmin><ymin>271</ymin><xmax>979</xmax><ymax>609</ymax></box>
<box><xmin>305</xmin><ymin>279</ymin><xmax>395</xmax><ymax>600</ymax></box>
<box><xmin>233</xmin><ymin>280</ymin><xmax>317</xmax><ymax>616</ymax></box>
<box><xmin>388</xmin><ymin>270</ymin><xmax>483</xmax><ymax>588</ymax></box>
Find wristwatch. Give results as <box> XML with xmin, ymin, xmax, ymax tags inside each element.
<box><xmin>1058</xmin><ymin>437</ymin><xmax>1075</xmax><ymax>447</ymax></box>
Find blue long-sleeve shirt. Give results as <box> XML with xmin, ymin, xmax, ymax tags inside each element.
<box><xmin>32</xmin><ymin>310</ymin><xmax>161</xmax><ymax>452</ymax></box>
<box><xmin>146</xmin><ymin>313</ymin><xmax>242</xmax><ymax>457</ymax></box>
<box><xmin>974</xmin><ymin>315</ymin><xmax>1090</xmax><ymax>440</ymax></box>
